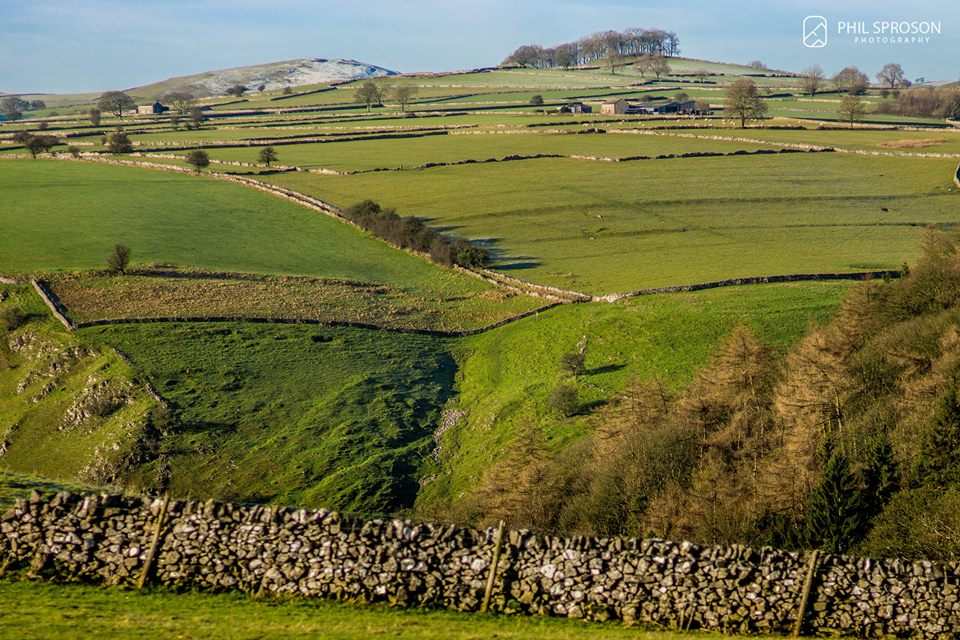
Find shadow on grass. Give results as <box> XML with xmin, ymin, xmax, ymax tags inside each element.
<box><xmin>586</xmin><ymin>364</ymin><xmax>626</xmax><ymax>376</ymax></box>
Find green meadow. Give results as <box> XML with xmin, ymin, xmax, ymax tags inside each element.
<box><xmin>265</xmin><ymin>153</ymin><xmax>958</xmax><ymax>294</ymax></box>
<box><xmin>160</xmin><ymin>131</ymin><xmax>775</xmax><ymax>172</ymax></box>
<box><xmin>0</xmin><ymin>580</ymin><xmax>762</xmax><ymax>640</ymax></box>
<box><xmin>0</xmin><ymin>160</ymin><xmax>507</xmax><ymax>304</ymax></box>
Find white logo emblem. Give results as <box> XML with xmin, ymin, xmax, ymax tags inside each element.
<box><xmin>803</xmin><ymin>16</ymin><xmax>829</xmax><ymax>48</ymax></box>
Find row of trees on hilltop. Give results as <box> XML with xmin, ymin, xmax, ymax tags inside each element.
<box><xmin>449</xmin><ymin>230</ymin><xmax>960</xmax><ymax>561</ymax></box>
<box><xmin>800</xmin><ymin>62</ymin><xmax>911</xmax><ymax>97</ymax></box>
<box><xmin>503</xmin><ymin>28</ymin><xmax>680</xmax><ymax>70</ymax></box>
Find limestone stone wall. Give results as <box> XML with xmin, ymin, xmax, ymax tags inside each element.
<box><xmin>3</xmin><ymin>491</ymin><xmax>960</xmax><ymax>637</ymax></box>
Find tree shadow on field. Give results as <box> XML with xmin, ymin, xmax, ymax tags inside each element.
<box><xmin>480</xmin><ymin>237</ymin><xmax>542</xmax><ymax>271</ymax></box>
<box><xmin>495</xmin><ymin>260</ymin><xmax>541</xmax><ymax>271</ymax></box>
<box><xmin>586</xmin><ymin>363</ymin><xmax>626</xmax><ymax>376</ymax></box>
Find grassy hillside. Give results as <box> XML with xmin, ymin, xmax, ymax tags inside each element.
<box><xmin>0</xmin><ymin>160</ymin><xmax>495</xmax><ymax>300</ymax></box>
<box><xmin>418</xmin><ymin>282</ymin><xmax>848</xmax><ymax>516</ymax></box>
<box><xmin>0</xmin><ymin>580</ymin><xmax>758</xmax><ymax>640</ymax></box>
<box><xmin>78</xmin><ymin>322</ymin><xmax>455</xmax><ymax>512</ymax></box>
<box><xmin>0</xmin><ymin>285</ymin><xmax>158</xmax><ymax>487</ymax></box>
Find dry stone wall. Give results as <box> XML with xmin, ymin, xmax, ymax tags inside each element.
<box><xmin>3</xmin><ymin>491</ymin><xmax>960</xmax><ymax>637</ymax></box>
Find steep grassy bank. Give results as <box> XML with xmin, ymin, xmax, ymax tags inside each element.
<box><xmin>0</xmin><ymin>285</ymin><xmax>158</xmax><ymax>486</ymax></box>
<box><xmin>418</xmin><ymin>282</ymin><xmax>848</xmax><ymax>516</ymax></box>
<box><xmin>80</xmin><ymin>322</ymin><xmax>456</xmax><ymax>512</ymax></box>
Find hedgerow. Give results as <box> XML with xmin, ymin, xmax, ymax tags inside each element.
<box><xmin>343</xmin><ymin>200</ymin><xmax>489</xmax><ymax>268</ymax></box>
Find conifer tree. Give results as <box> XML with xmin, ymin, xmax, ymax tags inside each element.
<box><xmin>916</xmin><ymin>385</ymin><xmax>960</xmax><ymax>486</ymax></box>
<box><xmin>861</xmin><ymin>437</ymin><xmax>899</xmax><ymax>517</ymax></box>
<box><xmin>805</xmin><ymin>449</ymin><xmax>867</xmax><ymax>553</ymax></box>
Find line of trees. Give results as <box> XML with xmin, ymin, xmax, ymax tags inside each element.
<box><xmin>877</xmin><ymin>86</ymin><xmax>960</xmax><ymax>119</ymax></box>
<box><xmin>354</xmin><ymin>81</ymin><xmax>419</xmax><ymax>112</ymax></box>
<box><xmin>343</xmin><ymin>200</ymin><xmax>488</xmax><ymax>268</ymax></box>
<box><xmin>503</xmin><ymin>28</ymin><xmax>680</xmax><ymax>70</ymax></box>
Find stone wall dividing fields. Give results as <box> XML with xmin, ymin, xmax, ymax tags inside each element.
<box><xmin>4</xmin><ymin>491</ymin><xmax>960</xmax><ymax>637</ymax></box>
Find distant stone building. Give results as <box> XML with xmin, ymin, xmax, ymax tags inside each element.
<box><xmin>600</xmin><ymin>98</ymin><xmax>627</xmax><ymax>115</ymax></box>
<box><xmin>559</xmin><ymin>102</ymin><xmax>591</xmax><ymax>114</ymax></box>
<box><xmin>136</xmin><ymin>101</ymin><xmax>169</xmax><ymax>115</ymax></box>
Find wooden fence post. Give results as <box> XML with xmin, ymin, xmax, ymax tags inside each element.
<box><xmin>792</xmin><ymin>549</ymin><xmax>821</xmax><ymax>637</ymax></box>
<box><xmin>481</xmin><ymin>520</ymin><xmax>506</xmax><ymax>613</ymax></box>
<box><xmin>137</xmin><ymin>494</ymin><xmax>170</xmax><ymax>590</ymax></box>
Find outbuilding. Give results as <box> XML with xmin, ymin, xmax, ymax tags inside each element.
<box><xmin>600</xmin><ymin>98</ymin><xmax>627</xmax><ymax>115</ymax></box>
<box><xmin>560</xmin><ymin>102</ymin><xmax>591</xmax><ymax>114</ymax></box>
<box><xmin>136</xmin><ymin>101</ymin><xmax>169</xmax><ymax>115</ymax></box>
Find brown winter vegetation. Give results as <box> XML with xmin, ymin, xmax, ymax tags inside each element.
<box><xmin>46</xmin><ymin>269</ymin><xmax>545</xmax><ymax>333</ymax></box>
<box><xmin>876</xmin><ymin>86</ymin><xmax>960</xmax><ymax>120</ymax></box>
<box><xmin>458</xmin><ymin>230</ymin><xmax>960</xmax><ymax>560</ymax></box>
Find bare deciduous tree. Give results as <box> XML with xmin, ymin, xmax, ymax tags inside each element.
<box><xmin>258</xmin><ymin>146</ymin><xmax>278</xmax><ymax>167</ymax></box>
<box><xmin>107</xmin><ymin>244</ymin><xmax>131</xmax><ymax>273</ymax></box>
<box><xmin>97</xmin><ymin>91</ymin><xmax>136</xmax><ymax>118</ymax></box>
<box><xmin>725</xmin><ymin>78</ymin><xmax>768</xmax><ymax>128</ymax></box>
<box><xmin>392</xmin><ymin>85</ymin><xmax>418</xmax><ymax>113</ymax></box>
<box><xmin>163</xmin><ymin>92</ymin><xmax>195</xmax><ymax>115</ymax></box>
<box><xmin>833</xmin><ymin>66</ymin><xmax>869</xmax><ymax>95</ymax></box>
<box><xmin>839</xmin><ymin>94</ymin><xmax>867</xmax><ymax>127</ymax></box>
<box><xmin>354</xmin><ymin>81</ymin><xmax>383</xmax><ymax>111</ymax></box>
<box><xmin>877</xmin><ymin>63</ymin><xmax>907</xmax><ymax>89</ymax></box>
<box><xmin>186</xmin><ymin>149</ymin><xmax>210</xmax><ymax>173</ymax></box>
<box><xmin>802</xmin><ymin>65</ymin><xmax>825</xmax><ymax>96</ymax></box>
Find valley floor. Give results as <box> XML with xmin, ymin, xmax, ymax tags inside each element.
<box><xmin>0</xmin><ymin>580</ymin><xmax>764</xmax><ymax>640</ymax></box>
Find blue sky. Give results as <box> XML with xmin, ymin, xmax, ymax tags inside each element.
<box><xmin>1</xmin><ymin>0</ymin><xmax>957</xmax><ymax>93</ymax></box>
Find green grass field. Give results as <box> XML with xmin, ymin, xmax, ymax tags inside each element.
<box><xmin>419</xmin><ymin>281</ymin><xmax>848</xmax><ymax>511</ymax></box>
<box><xmin>157</xmin><ymin>131</ymin><xmax>774</xmax><ymax>172</ymax></box>
<box><xmin>77</xmin><ymin>322</ymin><xmax>455</xmax><ymax>512</ymax></box>
<box><xmin>0</xmin><ymin>160</ymin><xmax>517</xmax><ymax>306</ymax></box>
<box><xmin>264</xmin><ymin>153</ymin><xmax>957</xmax><ymax>294</ymax></box>
<box><xmin>0</xmin><ymin>580</ymin><xmax>761</xmax><ymax>640</ymax></box>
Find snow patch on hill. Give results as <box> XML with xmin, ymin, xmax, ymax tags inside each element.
<box><xmin>137</xmin><ymin>58</ymin><xmax>397</xmax><ymax>98</ymax></box>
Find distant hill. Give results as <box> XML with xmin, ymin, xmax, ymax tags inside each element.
<box><xmin>129</xmin><ymin>58</ymin><xmax>397</xmax><ymax>99</ymax></box>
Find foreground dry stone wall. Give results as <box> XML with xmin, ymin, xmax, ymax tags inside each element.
<box><xmin>2</xmin><ymin>492</ymin><xmax>959</xmax><ymax>637</ymax></box>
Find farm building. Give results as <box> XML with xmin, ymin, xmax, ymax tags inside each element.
<box><xmin>625</xmin><ymin>100</ymin><xmax>699</xmax><ymax>115</ymax></box>
<box><xmin>136</xmin><ymin>101</ymin><xmax>169</xmax><ymax>115</ymax></box>
<box><xmin>600</xmin><ymin>98</ymin><xmax>627</xmax><ymax>115</ymax></box>
<box><xmin>559</xmin><ymin>102</ymin><xmax>591</xmax><ymax>114</ymax></box>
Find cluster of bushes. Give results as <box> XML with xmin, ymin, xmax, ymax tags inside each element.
<box><xmin>875</xmin><ymin>86</ymin><xmax>960</xmax><ymax>119</ymax></box>
<box><xmin>101</xmin><ymin>130</ymin><xmax>133</xmax><ymax>154</ymax></box>
<box><xmin>343</xmin><ymin>200</ymin><xmax>489</xmax><ymax>268</ymax></box>
<box><xmin>12</xmin><ymin>132</ymin><xmax>60</xmax><ymax>158</ymax></box>
<box><xmin>456</xmin><ymin>230</ymin><xmax>960</xmax><ymax>560</ymax></box>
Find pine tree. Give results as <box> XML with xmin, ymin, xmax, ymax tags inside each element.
<box><xmin>804</xmin><ymin>449</ymin><xmax>867</xmax><ymax>553</ymax></box>
<box><xmin>916</xmin><ymin>385</ymin><xmax>960</xmax><ymax>486</ymax></box>
<box><xmin>861</xmin><ymin>437</ymin><xmax>899</xmax><ymax>517</ymax></box>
